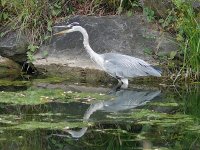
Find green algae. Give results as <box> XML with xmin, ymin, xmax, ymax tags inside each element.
<box><xmin>0</xmin><ymin>114</ymin><xmax>19</xmax><ymax>125</ymax></box>
<box><xmin>0</xmin><ymin>112</ymin><xmax>91</xmax><ymax>132</ymax></box>
<box><xmin>148</xmin><ymin>102</ymin><xmax>180</xmax><ymax>107</ymax></box>
<box><xmin>0</xmin><ymin>87</ymin><xmax>111</xmax><ymax>105</ymax></box>
<box><xmin>7</xmin><ymin>121</ymin><xmax>88</xmax><ymax>131</ymax></box>
<box><xmin>0</xmin><ymin>114</ymin><xmax>89</xmax><ymax>131</ymax></box>
<box><xmin>107</xmin><ymin>108</ymin><xmax>200</xmax><ymax>134</ymax></box>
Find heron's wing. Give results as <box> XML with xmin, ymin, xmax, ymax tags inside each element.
<box><xmin>102</xmin><ymin>53</ymin><xmax>161</xmax><ymax>78</ymax></box>
<box><xmin>104</xmin><ymin>89</ymin><xmax>161</xmax><ymax>112</ymax></box>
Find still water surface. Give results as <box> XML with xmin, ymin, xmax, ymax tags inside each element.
<box><xmin>0</xmin><ymin>79</ymin><xmax>199</xmax><ymax>150</ymax></box>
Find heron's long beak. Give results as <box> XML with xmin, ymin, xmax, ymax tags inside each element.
<box><xmin>53</xmin><ymin>29</ymin><xmax>69</xmax><ymax>36</ymax></box>
<box><xmin>53</xmin><ymin>25</ymin><xmax>70</xmax><ymax>36</ymax></box>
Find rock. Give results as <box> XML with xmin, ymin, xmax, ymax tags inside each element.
<box><xmin>34</xmin><ymin>15</ymin><xmax>178</xmax><ymax>73</ymax></box>
<box><xmin>192</xmin><ymin>1</ymin><xmax>200</xmax><ymax>11</ymax></box>
<box><xmin>0</xmin><ymin>56</ymin><xmax>21</xmax><ymax>79</ymax></box>
<box><xmin>0</xmin><ymin>31</ymin><xmax>28</xmax><ymax>63</ymax></box>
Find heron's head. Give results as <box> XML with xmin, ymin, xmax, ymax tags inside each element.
<box><xmin>53</xmin><ymin>22</ymin><xmax>80</xmax><ymax>36</ymax></box>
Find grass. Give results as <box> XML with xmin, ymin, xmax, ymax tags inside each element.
<box><xmin>173</xmin><ymin>1</ymin><xmax>200</xmax><ymax>80</ymax></box>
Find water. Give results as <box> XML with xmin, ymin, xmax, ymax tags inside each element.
<box><xmin>0</xmin><ymin>78</ymin><xmax>199</xmax><ymax>150</ymax></box>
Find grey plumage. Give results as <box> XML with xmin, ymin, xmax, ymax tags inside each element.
<box><xmin>102</xmin><ymin>53</ymin><xmax>161</xmax><ymax>79</ymax></box>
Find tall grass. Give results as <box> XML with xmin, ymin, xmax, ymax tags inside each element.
<box><xmin>1</xmin><ymin>0</ymin><xmax>58</xmax><ymax>43</ymax></box>
<box><xmin>173</xmin><ymin>1</ymin><xmax>200</xmax><ymax>80</ymax></box>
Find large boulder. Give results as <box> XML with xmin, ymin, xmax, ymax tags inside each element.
<box><xmin>0</xmin><ymin>31</ymin><xmax>28</xmax><ymax>63</ymax></box>
<box><xmin>34</xmin><ymin>15</ymin><xmax>178</xmax><ymax>72</ymax></box>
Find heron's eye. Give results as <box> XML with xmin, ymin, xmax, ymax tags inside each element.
<box><xmin>66</xmin><ymin>26</ymin><xmax>72</xmax><ymax>30</ymax></box>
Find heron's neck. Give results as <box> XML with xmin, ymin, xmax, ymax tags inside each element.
<box><xmin>78</xmin><ymin>27</ymin><xmax>97</xmax><ymax>57</ymax></box>
<box><xmin>76</xmin><ymin>26</ymin><xmax>104</xmax><ymax>68</ymax></box>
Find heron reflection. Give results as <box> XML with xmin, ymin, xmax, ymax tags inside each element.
<box><xmin>65</xmin><ymin>88</ymin><xmax>161</xmax><ymax>138</ymax></box>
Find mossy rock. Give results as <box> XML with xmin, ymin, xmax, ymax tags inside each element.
<box><xmin>0</xmin><ymin>57</ymin><xmax>21</xmax><ymax>79</ymax></box>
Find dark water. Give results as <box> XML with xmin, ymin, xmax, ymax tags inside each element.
<box><xmin>0</xmin><ymin>80</ymin><xmax>199</xmax><ymax>150</ymax></box>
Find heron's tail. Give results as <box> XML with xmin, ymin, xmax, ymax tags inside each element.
<box><xmin>149</xmin><ymin>65</ymin><xmax>162</xmax><ymax>77</ymax></box>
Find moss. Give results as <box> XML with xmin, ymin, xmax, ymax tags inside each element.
<box><xmin>0</xmin><ymin>59</ymin><xmax>21</xmax><ymax>79</ymax></box>
<box><xmin>33</xmin><ymin>76</ymin><xmax>67</xmax><ymax>84</ymax></box>
<box><xmin>0</xmin><ymin>80</ymin><xmax>31</xmax><ymax>87</ymax></box>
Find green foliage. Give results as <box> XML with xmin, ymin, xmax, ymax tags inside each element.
<box><xmin>27</xmin><ymin>44</ymin><xmax>39</xmax><ymax>62</ymax></box>
<box><xmin>117</xmin><ymin>0</ymin><xmax>141</xmax><ymax>14</ymax></box>
<box><xmin>143</xmin><ymin>7</ymin><xmax>155</xmax><ymax>22</ymax></box>
<box><xmin>143</xmin><ymin>48</ymin><xmax>153</xmax><ymax>55</ymax></box>
<box><xmin>169</xmin><ymin>51</ymin><xmax>177</xmax><ymax>60</ymax></box>
<box><xmin>158</xmin><ymin>8</ymin><xmax>177</xmax><ymax>29</ymax></box>
<box><xmin>172</xmin><ymin>0</ymin><xmax>200</xmax><ymax>79</ymax></box>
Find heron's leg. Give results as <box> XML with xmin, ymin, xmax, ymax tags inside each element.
<box><xmin>120</xmin><ymin>78</ymin><xmax>128</xmax><ymax>89</ymax></box>
<box><xmin>109</xmin><ymin>81</ymin><xmax>122</xmax><ymax>93</ymax></box>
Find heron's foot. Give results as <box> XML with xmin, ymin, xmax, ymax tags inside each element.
<box><xmin>115</xmin><ymin>78</ymin><xmax>128</xmax><ymax>89</ymax></box>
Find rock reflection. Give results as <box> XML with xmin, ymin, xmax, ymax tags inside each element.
<box><xmin>65</xmin><ymin>88</ymin><xmax>161</xmax><ymax>138</ymax></box>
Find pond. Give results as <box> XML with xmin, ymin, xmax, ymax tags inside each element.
<box><xmin>0</xmin><ymin>77</ymin><xmax>199</xmax><ymax>150</ymax></box>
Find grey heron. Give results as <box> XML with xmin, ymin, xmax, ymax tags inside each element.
<box><xmin>54</xmin><ymin>22</ymin><xmax>161</xmax><ymax>88</ymax></box>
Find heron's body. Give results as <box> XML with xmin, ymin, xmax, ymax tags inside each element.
<box><xmin>54</xmin><ymin>23</ymin><xmax>161</xmax><ymax>88</ymax></box>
